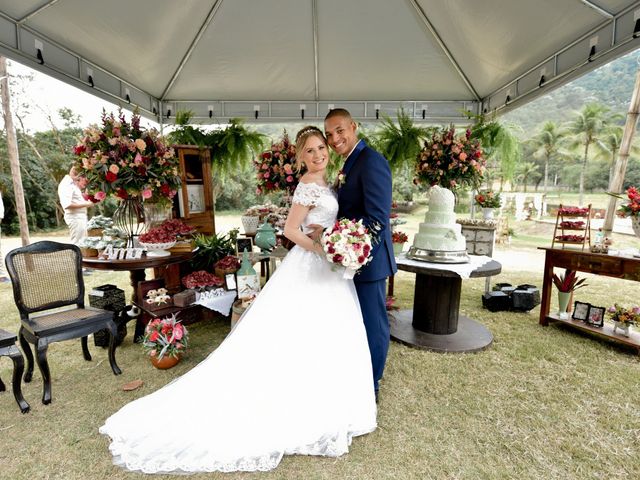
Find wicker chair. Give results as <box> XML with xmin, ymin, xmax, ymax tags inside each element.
<box><xmin>5</xmin><ymin>241</ymin><xmax>122</xmax><ymax>405</ymax></box>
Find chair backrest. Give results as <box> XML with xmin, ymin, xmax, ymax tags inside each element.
<box><xmin>5</xmin><ymin>241</ymin><xmax>84</xmax><ymax>316</ymax></box>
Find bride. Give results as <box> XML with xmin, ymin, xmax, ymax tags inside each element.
<box><xmin>99</xmin><ymin>126</ymin><xmax>377</xmax><ymax>474</ymax></box>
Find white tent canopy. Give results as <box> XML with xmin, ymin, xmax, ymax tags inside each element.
<box><xmin>1</xmin><ymin>0</ymin><xmax>640</xmax><ymax>123</ymax></box>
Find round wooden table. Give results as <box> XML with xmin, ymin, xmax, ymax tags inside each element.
<box><xmin>389</xmin><ymin>255</ymin><xmax>502</xmax><ymax>353</ymax></box>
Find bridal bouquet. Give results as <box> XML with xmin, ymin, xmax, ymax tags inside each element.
<box><xmin>321</xmin><ymin>218</ymin><xmax>373</xmax><ymax>279</ymax></box>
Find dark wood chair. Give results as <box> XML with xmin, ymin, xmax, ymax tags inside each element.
<box><xmin>0</xmin><ymin>328</ymin><xmax>30</xmax><ymax>413</ymax></box>
<box><xmin>5</xmin><ymin>241</ymin><xmax>122</xmax><ymax>405</ymax></box>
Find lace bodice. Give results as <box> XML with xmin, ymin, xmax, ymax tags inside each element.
<box><xmin>292</xmin><ymin>182</ymin><xmax>338</xmax><ymax>233</ymax></box>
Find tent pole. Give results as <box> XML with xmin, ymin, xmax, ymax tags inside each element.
<box><xmin>0</xmin><ymin>57</ymin><xmax>30</xmax><ymax>246</ymax></box>
<box><xmin>603</xmin><ymin>65</ymin><xmax>640</xmax><ymax>235</ymax></box>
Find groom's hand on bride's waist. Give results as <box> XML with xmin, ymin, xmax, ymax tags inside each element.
<box><xmin>306</xmin><ymin>224</ymin><xmax>324</xmax><ymax>249</ymax></box>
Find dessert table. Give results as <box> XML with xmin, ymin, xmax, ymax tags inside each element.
<box><xmin>389</xmin><ymin>254</ymin><xmax>502</xmax><ymax>353</ymax></box>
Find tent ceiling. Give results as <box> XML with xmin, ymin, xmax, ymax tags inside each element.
<box><xmin>1</xmin><ymin>0</ymin><xmax>640</xmax><ymax>123</ymax></box>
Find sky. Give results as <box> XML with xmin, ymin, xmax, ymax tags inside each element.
<box><xmin>3</xmin><ymin>58</ymin><xmax>146</xmax><ymax>133</ymax></box>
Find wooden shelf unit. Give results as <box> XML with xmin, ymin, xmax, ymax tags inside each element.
<box><xmin>173</xmin><ymin>145</ymin><xmax>215</xmax><ymax>234</ymax></box>
<box><xmin>538</xmin><ymin>247</ymin><xmax>640</xmax><ymax>354</ymax></box>
<box><xmin>551</xmin><ymin>204</ymin><xmax>591</xmax><ymax>251</ymax></box>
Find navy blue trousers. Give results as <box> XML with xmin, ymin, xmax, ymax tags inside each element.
<box><xmin>355</xmin><ymin>279</ymin><xmax>389</xmax><ymax>392</ymax></box>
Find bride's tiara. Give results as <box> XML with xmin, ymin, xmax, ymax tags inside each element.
<box><xmin>296</xmin><ymin>126</ymin><xmax>322</xmax><ymax>141</ymax></box>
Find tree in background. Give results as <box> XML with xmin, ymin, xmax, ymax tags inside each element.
<box><xmin>516</xmin><ymin>161</ymin><xmax>541</xmax><ymax>193</ymax></box>
<box><xmin>564</xmin><ymin>103</ymin><xmax>621</xmax><ymax>205</ymax></box>
<box><xmin>529</xmin><ymin>121</ymin><xmax>565</xmax><ymax>193</ymax></box>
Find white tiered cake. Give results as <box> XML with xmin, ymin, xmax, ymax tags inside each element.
<box><xmin>408</xmin><ymin>186</ymin><xmax>469</xmax><ymax>263</ymax></box>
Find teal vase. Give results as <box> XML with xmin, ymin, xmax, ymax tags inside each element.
<box><xmin>255</xmin><ymin>222</ymin><xmax>276</xmax><ymax>252</ymax></box>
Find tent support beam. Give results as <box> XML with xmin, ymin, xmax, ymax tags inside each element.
<box><xmin>160</xmin><ymin>0</ymin><xmax>224</xmax><ymax>101</ymax></box>
<box><xmin>17</xmin><ymin>0</ymin><xmax>60</xmax><ymax>24</ymax></box>
<box><xmin>407</xmin><ymin>0</ymin><xmax>480</xmax><ymax>101</ymax></box>
<box><xmin>312</xmin><ymin>0</ymin><xmax>319</xmax><ymax>101</ymax></box>
<box><xmin>579</xmin><ymin>0</ymin><xmax>614</xmax><ymax>18</ymax></box>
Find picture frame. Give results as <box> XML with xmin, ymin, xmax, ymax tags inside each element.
<box><xmin>225</xmin><ymin>273</ymin><xmax>237</xmax><ymax>291</ymax></box>
<box><xmin>571</xmin><ymin>301</ymin><xmax>590</xmax><ymax>322</ymax></box>
<box><xmin>586</xmin><ymin>305</ymin><xmax>605</xmax><ymax>327</ymax></box>
<box><xmin>186</xmin><ymin>184</ymin><xmax>205</xmax><ymax>214</ymax></box>
<box><xmin>236</xmin><ymin>237</ymin><xmax>254</xmax><ymax>255</ymax></box>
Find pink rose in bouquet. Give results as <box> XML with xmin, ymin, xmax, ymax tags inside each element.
<box><xmin>321</xmin><ymin>218</ymin><xmax>373</xmax><ymax>279</ymax></box>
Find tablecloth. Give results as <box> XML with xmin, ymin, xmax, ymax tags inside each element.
<box><xmin>194</xmin><ymin>289</ymin><xmax>237</xmax><ymax>316</ymax></box>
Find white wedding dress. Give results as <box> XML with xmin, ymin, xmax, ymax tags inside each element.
<box><xmin>99</xmin><ymin>182</ymin><xmax>377</xmax><ymax>473</ymax></box>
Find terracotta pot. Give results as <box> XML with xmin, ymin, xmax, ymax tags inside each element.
<box><xmin>150</xmin><ymin>354</ymin><xmax>180</xmax><ymax>370</ymax></box>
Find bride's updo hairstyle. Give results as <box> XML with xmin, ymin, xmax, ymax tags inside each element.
<box><xmin>294</xmin><ymin>126</ymin><xmax>326</xmax><ymax>170</ymax></box>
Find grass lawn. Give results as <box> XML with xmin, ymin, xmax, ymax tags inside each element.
<box><xmin>1</xmin><ymin>212</ymin><xmax>640</xmax><ymax>479</ymax></box>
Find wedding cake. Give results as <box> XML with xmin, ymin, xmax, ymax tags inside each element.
<box><xmin>407</xmin><ymin>186</ymin><xmax>469</xmax><ymax>263</ymax></box>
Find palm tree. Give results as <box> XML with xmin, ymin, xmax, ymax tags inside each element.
<box><xmin>530</xmin><ymin>121</ymin><xmax>565</xmax><ymax>193</ymax></box>
<box><xmin>565</xmin><ymin>103</ymin><xmax>620</xmax><ymax>205</ymax></box>
<box><xmin>592</xmin><ymin>125</ymin><xmax>640</xmax><ymax>190</ymax></box>
<box><xmin>516</xmin><ymin>161</ymin><xmax>540</xmax><ymax>192</ymax></box>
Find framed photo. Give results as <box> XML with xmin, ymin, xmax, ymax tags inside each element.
<box><xmin>586</xmin><ymin>305</ymin><xmax>605</xmax><ymax>327</ymax></box>
<box><xmin>236</xmin><ymin>237</ymin><xmax>253</xmax><ymax>255</ymax></box>
<box><xmin>186</xmin><ymin>184</ymin><xmax>205</xmax><ymax>213</ymax></box>
<box><xmin>572</xmin><ymin>301</ymin><xmax>590</xmax><ymax>322</ymax></box>
<box><xmin>225</xmin><ymin>273</ymin><xmax>237</xmax><ymax>291</ymax></box>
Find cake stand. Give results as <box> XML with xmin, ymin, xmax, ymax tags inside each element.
<box><xmin>407</xmin><ymin>246</ymin><xmax>469</xmax><ymax>264</ymax></box>
<box><xmin>139</xmin><ymin>241</ymin><xmax>176</xmax><ymax>257</ymax></box>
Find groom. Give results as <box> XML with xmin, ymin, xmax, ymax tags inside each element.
<box><xmin>324</xmin><ymin>108</ymin><xmax>397</xmax><ymax>399</ymax></box>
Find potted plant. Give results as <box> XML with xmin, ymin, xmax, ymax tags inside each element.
<box><xmin>552</xmin><ymin>269</ymin><xmax>588</xmax><ymax>316</ymax></box>
<box><xmin>391</xmin><ymin>231</ymin><xmax>409</xmax><ymax>255</ymax></box>
<box><xmin>607</xmin><ymin>303</ymin><xmax>640</xmax><ymax>337</ymax></box>
<box><xmin>475</xmin><ymin>190</ymin><xmax>502</xmax><ymax>219</ymax></box>
<box><xmin>190</xmin><ymin>229</ymin><xmax>238</xmax><ymax>272</ymax></box>
<box><xmin>142</xmin><ymin>313</ymin><xmax>189</xmax><ymax>369</ymax></box>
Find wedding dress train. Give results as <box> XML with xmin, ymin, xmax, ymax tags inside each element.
<box><xmin>99</xmin><ymin>182</ymin><xmax>377</xmax><ymax>473</ymax></box>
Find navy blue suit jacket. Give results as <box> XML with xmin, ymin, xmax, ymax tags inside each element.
<box><xmin>337</xmin><ymin>141</ymin><xmax>397</xmax><ymax>282</ymax></box>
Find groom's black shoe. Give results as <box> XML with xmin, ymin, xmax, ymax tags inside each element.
<box><xmin>375</xmin><ymin>390</ymin><xmax>379</xmax><ymax>404</ymax></box>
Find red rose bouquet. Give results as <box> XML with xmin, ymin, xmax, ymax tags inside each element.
<box><xmin>254</xmin><ymin>130</ymin><xmax>303</xmax><ymax>195</ymax></box>
<box><xmin>391</xmin><ymin>231</ymin><xmax>408</xmax><ymax>243</ymax></box>
<box><xmin>321</xmin><ymin>218</ymin><xmax>373</xmax><ymax>279</ymax></box>
<box><xmin>181</xmin><ymin>270</ymin><xmax>225</xmax><ymax>290</ymax></box>
<box><xmin>142</xmin><ymin>313</ymin><xmax>189</xmax><ymax>360</ymax></box>
<box><xmin>415</xmin><ymin>125</ymin><xmax>485</xmax><ymax>190</ymax></box>
<box><xmin>615</xmin><ymin>186</ymin><xmax>640</xmax><ymax>218</ymax></box>
<box><xmin>73</xmin><ymin>110</ymin><xmax>181</xmax><ymax>204</ymax></box>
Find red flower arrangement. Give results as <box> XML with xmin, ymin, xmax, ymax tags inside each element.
<box><xmin>181</xmin><ymin>270</ymin><xmax>224</xmax><ymax>290</ymax></box>
<box><xmin>142</xmin><ymin>313</ymin><xmax>189</xmax><ymax>360</ymax></box>
<box><xmin>554</xmin><ymin>234</ymin><xmax>585</xmax><ymax>243</ymax></box>
<box><xmin>139</xmin><ymin>219</ymin><xmax>195</xmax><ymax>244</ymax></box>
<box><xmin>559</xmin><ymin>220</ymin><xmax>585</xmax><ymax>229</ymax></box>
<box><xmin>474</xmin><ymin>190</ymin><xmax>501</xmax><ymax>208</ymax></box>
<box><xmin>254</xmin><ymin>130</ymin><xmax>304</xmax><ymax>195</ymax></box>
<box><xmin>615</xmin><ymin>186</ymin><xmax>640</xmax><ymax>218</ymax></box>
<box><xmin>392</xmin><ymin>231</ymin><xmax>408</xmax><ymax>243</ymax></box>
<box><xmin>552</xmin><ymin>269</ymin><xmax>588</xmax><ymax>293</ymax></box>
<box><xmin>214</xmin><ymin>255</ymin><xmax>241</xmax><ymax>272</ymax></box>
<box><xmin>558</xmin><ymin>206</ymin><xmax>590</xmax><ymax>216</ymax></box>
<box><xmin>73</xmin><ymin>110</ymin><xmax>181</xmax><ymax>204</ymax></box>
<box><xmin>414</xmin><ymin>125</ymin><xmax>486</xmax><ymax>190</ymax></box>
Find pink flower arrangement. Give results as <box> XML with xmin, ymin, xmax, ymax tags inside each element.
<box><xmin>558</xmin><ymin>206</ymin><xmax>590</xmax><ymax>216</ymax></box>
<box><xmin>254</xmin><ymin>130</ymin><xmax>304</xmax><ymax>195</ymax></box>
<box><xmin>321</xmin><ymin>218</ymin><xmax>373</xmax><ymax>278</ymax></box>
<box><xmin>142</xmin><ymin>313</ymin><xmax>189</xmax><ymax>359</ymax></box>
<box><xmin>414</xmin><ymin>125</ymin><xmax>486</xmax><ymax>190</ymax></box>
<box><xmin>607</xmin><ymin>303</ymin><xmax>640</xmax><ymax>325</ymax></box>
<box><xmin>73</xmin><ymin>110</ymin><xmax>181</xmax><ymax>204</ymax></box>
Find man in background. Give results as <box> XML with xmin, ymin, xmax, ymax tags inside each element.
<box><xmin>58</xmin><ymin>166</ymin><xmax>93</xmax><ymax>245</ymax></box>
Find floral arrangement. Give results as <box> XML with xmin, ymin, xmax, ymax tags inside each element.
<box><xmin>558</xmin><ymin>206</ymin><xmax>590</xmax><ymax>216</ymax></box>
<box><xmin>254</xmin><ymin>131</ymin><xmax>303</xmax><ymax>195</ymax></box>
<box><xmin>244</xmin><ymin>203</ymin><xmax>289</xmax><ymax>229</ymax></box>
<box><xmin>552</xmin><ymin>269</ymin><xmax>587</xmax><ymax>293</ymax></box>
<box><xmin>607</xmin><ymin>303</ymin><xmax>640</xmax><ymax>326</ymax></box>
<box><xmin>554</xmin><ymin>234</ymin><xmax>585</xmax><ymax>243</ymax></box>
<box><xmin>73</xmin><ymin>110</ymin><xmax>181</xmax><ymax>204</ymax></box>
<box><xmin>139</xmin><ymin>227</ymin><xmax>176</xmax><ymax>244</ymax></box>
<box><xmin>181</xmin><ymin>270</ymin><xmax>225</xmax><ymax>290</ymax></box>
<box><xmin>321</xmin><ymin>218</ymin><xmax>372</xmax><ymax>278</ymax></box>
<box><xmin>475</xmin><ymin>190</ymin><xmax>501</xmax><ymax>208</ymax></box>
<box><xmin>559</xmin><ymin>220</ymin><xmax>585</xmax><ymax>229</ymax></box>
<box><xmin>391</xmin><ymin>231</ymin><xmax>408</xmax><ymax>243</ymax></box>
<box><xmin>142</xmin><ymin>313</ymin><xmax>188</xmax><ymax>360</ymax></box>
<box><xmin>214</xmin><ymin>255</ymin><xmax>241</xmax><ymax>272</ymax></box>
<box><xmin>414</xmin><ymin>125</ymin><xmax>486</xmax><ymax>190</ymax></box>
<box><xmin>615</xmin><ymin>186</ymin><xmax>640</xmax><ymax>218</ymax></box>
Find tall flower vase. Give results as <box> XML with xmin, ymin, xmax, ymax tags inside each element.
<box><xmin>557</xmin><ymin>291</ymin><xmax>572</xmax><ymax>317</ymax></box>
<box><xmin>482</xmin><ymin>208</ymin><xmax>495</xmax><ymax>220</ymax></box>
<box><xmin>113</xmin><ymin>197</ymin><xmax>145</xmax><ymax>247</ymax></box>
<box><xmin>144</xmin><ymin>202</ymin><xmax>173</xmax><ymax>231</ymax></box>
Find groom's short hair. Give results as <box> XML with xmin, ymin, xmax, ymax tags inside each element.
<box><xmin>324</xmin><ymin>108</ymin><xmax>353</xmax><ymax>122</ymax></box>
